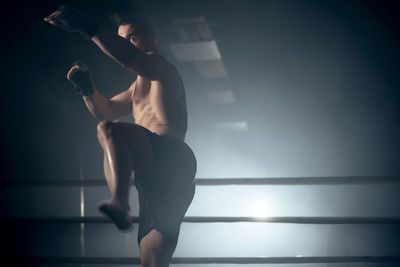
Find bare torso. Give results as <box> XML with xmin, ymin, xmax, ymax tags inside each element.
<box><xmin>129</xmin><ymin>56</ymin><xmax>188</xmax><ymax>142</ymax></box>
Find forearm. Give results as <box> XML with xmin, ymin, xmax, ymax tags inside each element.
<box><xmin>91</xmin><ymin>27</ymin><xmax>142</xmax><ymax>71</ymax></box>
<box><xmin>82</xmin><ymin>90</ymin><xmax>111</xmax><ymax>121</ymax></box>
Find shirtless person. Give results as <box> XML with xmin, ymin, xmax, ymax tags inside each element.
<box><xmin>44</xmin><ymin>5</ymin><xmax>197</xmax><ymax>266</ymax></box>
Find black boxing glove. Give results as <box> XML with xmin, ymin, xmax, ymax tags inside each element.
<box><xmin>44</xmin><ymin>5</ymin><xmax>98</xmax><ymax>39</ymax></box>
<box><xmin>68</xmin><ymin>61</ymin><xmax>95</xmax><ymax>96</ymax></box>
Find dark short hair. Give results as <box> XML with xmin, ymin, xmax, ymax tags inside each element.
<box><xmin>118</xmin><ymin>14</ymin><xmax>155</xmax><ymax>39</ymax></box>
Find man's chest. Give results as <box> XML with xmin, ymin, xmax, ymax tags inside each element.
<box><xmin>132</xmin><ymin>77</ymin><xmax>152</xmax><ymax>104</ymax></box>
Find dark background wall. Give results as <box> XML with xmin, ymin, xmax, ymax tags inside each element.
<box><xmin>1</xmin><ymin>0</ymin><xmax>400</xmax><ymax>181</ymax></box>
<box><xmin>0</xmin><ymin>0</ymin><xmax>399</xmax><ymax>263</ymax></box>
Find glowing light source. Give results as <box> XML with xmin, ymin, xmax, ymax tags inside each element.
<box><xmin>250</xmin><ymin>200</ymin><xmax>269</xmax><ymax>217</ymax></box>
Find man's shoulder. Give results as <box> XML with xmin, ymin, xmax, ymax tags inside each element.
<box><xmin>146</xmin><ymin>51</ymin><xmax>170</xmax><ymax>66</ymax></box>
<box><xmin>146</xmin><ymin>52</ymin><xmax>180</xmax><ymax>81</ymax></box>
<box><xmin>146</xmin><ymin>51</ymin><xmax>170</xmax><ymax>64</ymax></box>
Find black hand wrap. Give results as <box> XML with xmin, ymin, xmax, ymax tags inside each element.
<box><xmin>68</xmin><ymin>61</ymin><xmax>95</xmax><ymax>96</ymax></box>
<box><xmin>50</xmin><ymin>5</ymin><xmax>98</xmax><ymax>39</ymax></box>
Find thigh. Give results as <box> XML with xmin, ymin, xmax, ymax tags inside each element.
<box><xmin>111</xmin><ymin>122</ymin><xmax>156</xmax><ymax>177</ymax></box>
<box><xmin>153</xmin><ymin>136</ymin><xmax>197</xmax><ymax>186</ymax></box>
<box><xmin>135</xmin><ymin>178</ymin><xmax>195</xmax><ymax>250</ymax></box>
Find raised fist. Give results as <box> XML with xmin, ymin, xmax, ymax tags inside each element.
<box><xmin>44</xmin><ymin>5</ymin><xmax>98</xmax><ymax>39</ymax></box>
<box><xmin>66</xmin><ymin>61</ymin><xmax>95</xmax><ymax>96</ymax></box>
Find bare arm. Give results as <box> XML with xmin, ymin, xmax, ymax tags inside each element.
<box><xmin>82</xmin><ymin>90</ymin><xmax>109</xmax><ymax>121</ymax></box>
<box><xmin>43</xmin><ymin>6</ymin><xmax>168</xmax><ymax>80</ymax></box>
<box><xmin>83</xmin><ymin>82</ymin><xmax>134</xmax><ymax>122</ymax></box>
<box><xmin>91</xmin><ymin>27</ymin><xmax>168</xmax><ymax>81</ymax></box>
<box><xmin>67</xmin><ymin>63</ymin><xmax>134</xmax><ymax>121</ymax></box>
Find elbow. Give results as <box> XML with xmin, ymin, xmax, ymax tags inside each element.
<box><xmin>116</xmin><ymin>58</ymin><xmax>138</xmax><ymax>73</ymax></box>
<box><xmin>119</xmin><ymin>61</ymin><xmax>133</xmax><ymax>71</ymax></box>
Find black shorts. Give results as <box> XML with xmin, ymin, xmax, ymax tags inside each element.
<box><xmin>133</xmin><ymin>127</ymin><xmax>197</xmax><ymax>248</ymax></box>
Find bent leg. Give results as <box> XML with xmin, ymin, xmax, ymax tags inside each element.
<box><xmin>96</xmin><ymin>121</ymin><xmax>155</xmax><ymax>230</ymax></box>
<box><xmin>97</xmin><ymin>121</ymin><xmax>134</xmax><ymax>209</ymax></box>
<box><xmin>103</xmin><ymin>153</ymin><xmax>114</xmax><ymax>196</ymax></box>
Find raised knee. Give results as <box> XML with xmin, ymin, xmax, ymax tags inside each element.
<box><xmin>97</xmin><ymin>120</ymin><xmax>116</xmax><ymax>139</ymax></box>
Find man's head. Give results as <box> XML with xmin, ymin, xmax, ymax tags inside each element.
<box><xmin>118</xmin><ymin>14</ymin><xmax>156</xmax><ymax>53</ymax></box>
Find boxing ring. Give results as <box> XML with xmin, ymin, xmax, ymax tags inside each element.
<box><xmin>1</xmin><ymin>175</ymin><xmax>400</xmax><ymax>265</ymax></box>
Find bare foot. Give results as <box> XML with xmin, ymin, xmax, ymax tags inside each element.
<box><xmin>97</xmin><ymin>200</ymin><xmax>133</xmax><ymax>231</ymax></box>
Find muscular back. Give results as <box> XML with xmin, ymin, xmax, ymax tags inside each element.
<box><xmin>130</xmin><ymin>55</ymin><xmax>188</xmax><ymax>141</ymax></box>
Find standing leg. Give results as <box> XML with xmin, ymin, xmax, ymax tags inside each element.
<box><xmin>139</xmin><ymin>229</ymin><xmax>175</xmax><ymax>267</ymax></box>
